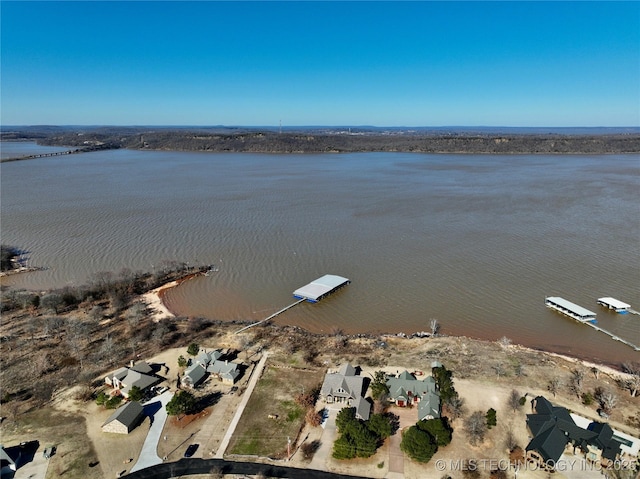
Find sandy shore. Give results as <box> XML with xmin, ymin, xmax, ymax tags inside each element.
<box><xmin>141</xmin><ymin>281</ymin><xmax>179</xmax><ymax>321</ymax></box>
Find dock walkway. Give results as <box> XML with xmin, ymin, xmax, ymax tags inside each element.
<box><xmin>234</xmin><ymin>298</ymin><xmax>305</xmax><ymax>334</ymax></box>
<box><xmin>583</xmin><ymin>321</ymin><xmax>640</xmax><ymax>351</ymax></box>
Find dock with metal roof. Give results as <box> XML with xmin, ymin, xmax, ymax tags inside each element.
<box><xmin>293</xmin><ymin>274</ymin><xmax>350</xmax><ymax>302</ymax></box>
<box><xmin>235</xmin><ymin>274</ymin><xmax>350</xmax><ymax>333</ymax></box>
<box><xmin>545</xmin><ymin>297</ymin><xmax>597</xmax><ymax>323</ymax></box>
<box><xmin>545</xmin><ymin>296</ymin><xmax>639</xmax><ymax>351</ymax></box>
<box><xmin>597</xmin><ymin>297</ymin><xmax>631</xmax><ymax>313</ymax></box>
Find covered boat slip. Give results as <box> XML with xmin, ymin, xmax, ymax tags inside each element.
<box><xmin>293</xmin><ymin>274</ymin><xmax>350</xmax><ymax>302</ymax></box>
<box><xmin>597</xmin><ymin>297</ymin><xmax>631</xmax><ymax>313</ymax></box>
<box><xmin>545</xmin><ymin>296</ymin><xmax>597</xmax><ymax>323</ymax></box>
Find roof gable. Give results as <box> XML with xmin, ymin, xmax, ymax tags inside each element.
<box><xmin>103</xmin><ymin>401</ymin><xmax>144</xmax><ymax>428</ymax></box>
<box><xmin>526</xmin><ymin>423</ymin><xmax>569</xmax><ymax>463</ymax></box>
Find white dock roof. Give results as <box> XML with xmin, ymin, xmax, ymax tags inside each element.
<box><xmin>546</xmin><ymin>297</ymin><xmax>596</xmax><ymax>318</ymax></box>
<box><xmin>597</xmin><ymin>297</ymin><xmax>630</xmax><ymax>309</ymax></box>
<box><xmin>293</xmin><ymin>274</ymin><xmax>349</xmax><ymax>301</ymax></box>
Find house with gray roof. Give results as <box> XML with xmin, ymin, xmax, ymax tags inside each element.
<box><xmin>319</xmin><ymin>363</ymin><xmax>370</xmax><ymax>420</ymax></box>
<box><xmin>195</xmin><ymin>350</ymin><xmax>223</xmax><ymax>368</ymax></box>
<box><xmin>120</xmin><ymin>370</ymin><xmax>160</xmax><ymax>398</ymax></box>
<box><xmin>102</xmin><ymin>401</ymin><xmax>145</xmax><ymax>434</ymax></box>
<box><xmin>182</xmin><ymin>363</ymin><xmax>208</xmax><ymax>388</ymax></box>
<box><xmin>207</xmin><ymin>360</ymin><xmax>240</xmax><ymax>385</ymax></box>
<box><xmin>130</xmin><ymin>361</ymin><xmax>154</xmax><ymax>375</ymax></box>
<box><xmin>525</xmin><ymin>396</ymin><xmax>622</xmax><ymax>471</ymax></box>
<box><xmin>386</xmin><ymin>370</ymin><xmax>440</xmax><ymax>421</ymax></box>
<box><xmin>104</xmin><ymin>367</ymin><xmax>129</xmax><ymax>388</ymax></box>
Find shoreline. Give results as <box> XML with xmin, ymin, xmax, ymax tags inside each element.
<box><xmin>153</xmin><ymin>278</ymin><xmax>635</xmax><ymax>375</ymax></box>
<box><xmin>141</xmin><ymin>272</ymin><xmax>204</xmax><ymax>321</ymax></box>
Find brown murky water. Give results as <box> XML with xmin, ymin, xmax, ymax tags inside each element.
<box><xmin>2</xmin><ymin>143</ymin><xmax>638</xmax><ymax>366</ymax></box>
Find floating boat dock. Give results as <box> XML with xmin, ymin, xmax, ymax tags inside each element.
<box><xmin>235</xmin><ymin>274</ymin><xmax>350</xmax><ymax>333</ymax></box>
<box><xmin>597</xmin><ymin>297</ymin><xmax>631</xmax><ymax>314</ymax></box>
<box><xmin>293</xmin><ymin>274</ymin><xmax>351</xmax><ymax>303</ymax></box>
<box><xmin>545</xmin><ymin>297</ymin><xmax>597</xmax><ymax>324</ymax></box>
<box><xmin>546</xmin><ymin>296</ymin><xmax>640</xmax><ymax>351</ymax></box>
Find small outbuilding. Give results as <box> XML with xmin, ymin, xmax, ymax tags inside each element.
<box><xmin>102</xmin><ymin>401</ymin><xmax>145</xmax><ymax>434</ymax></box>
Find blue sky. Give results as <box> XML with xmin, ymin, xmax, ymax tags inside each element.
<box><xmin>1</xmin><ymin>1</ymin><xmax>638</xmax><ymax>126</ymax></box>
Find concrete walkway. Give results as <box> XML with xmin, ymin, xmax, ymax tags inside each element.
<box><xmin>309</xmin><ymin>406</ymin><xmax>338</xmax><ymax>470</ymax></box>
<box><xmin>387</xmin><ymin>429</ymin><xmax>404</xmax><ymax>478</ymax></box>
<box><xmin>214</xmin><ymin>352</ymin><xmax>269</xmax><ymax>458</ymax></box>
<box><xmin>130</xmin><ymin>391</ymin><xmax>174</xmax><ymax>472</ymax></box>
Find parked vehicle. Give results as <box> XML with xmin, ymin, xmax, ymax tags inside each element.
<box><xmin>184</xmin><ymin>444</ymin><xmax>199</xmax><ymax>458</ymax></box>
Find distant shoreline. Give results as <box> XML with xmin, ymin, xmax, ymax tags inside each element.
<box><xmin>2</xmin><ymin>126</ymin><xmax>639</xmax><ymax>156</ymax></box>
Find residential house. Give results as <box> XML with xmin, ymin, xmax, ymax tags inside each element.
<box><xmin>104</xmin><ymin>367</ymin><xmax>129</xmax><ymax>388</ymax></box>
<box><xmin>182</xmin><ymin>363</ymin><xmax>207</xmax><ymax>389</ymax></box>
<box><xmin>386</xmin><ymin>370</ymin><xmax>440</xmax><ymax>421</ymax></box>
<box><xmin>104</xmin><ymin>362</ymin><xmax>160</xmax><ymax>398</ymax></box>
<box><xmin>525</xmin><ymin>396</ymin><xmax>622</xmax><ymax>471</ymax></box>
<box><xmin>181</xmin><ymin>349</ymin><xmax>241</xmax><ymax>387</ymax></box>
<box><xmin>319</xmin><ymin>363</ymin><xmax>370</xmax><ymax>420</ymax></box>
<box><xmin>120</xmin><ymin>370</ymin><xmax>159</xmax><ymax>398</ymax></box>
<box><xmin>207</xmin><ymin>360</ymin><xmax>240</xmax><ymax>385</ymax></box>
<box><xmin>102</xmin><ymin>401</ymin><xmax>145</xmax><ymax>434</ymax></box>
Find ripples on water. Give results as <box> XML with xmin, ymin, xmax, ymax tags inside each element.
<box><xmin>1</xmin><ymin>143</ymin><xmax>638</xmax><ymax>365</ymax></box>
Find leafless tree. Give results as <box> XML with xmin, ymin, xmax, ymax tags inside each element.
<box><xmin>504</xmin><ymin>426</ymin><xmax>518</xmax><ymax>451</ymax></box>
<box><xmin>507</xmin><ymin>389</ymin><xmax>522</xmax><ymax>412</ymax></box>
<box><xmin>445</xmin><ymin>395</ymin><xmax>466</xmax><ymax>420</ymax></box>
<box><xmin>498</xmin><ymin>336</ymin><xmax>512</xmax><ymax>349</ymax></box>
<box><xmin>622</xmin><ymin>362</ymin><xmax>640</xmax><ymax>397</ymax></box>
<box><xmin>548</xmin><ymin>377</ymin><xmax>561</xmax><ymax>397</ymax></box>
<box><xmin>430</xmin><ymin>318</ymin><xmax>440</xmax><ymax>336</ymax></box>
<box><xmin>569</xmin><ymin>369</ymin><xmax>585</xmax><ymax>398</ymax></box>
<box><xmin>493</xmin><ymin>362</ymin><xmax>506</xmax><ymax>377</ymax></box>
<box><xmin>514</xmin><ymin>363</ymin><xmax>526</xmax><ymax>377</ymax></box>
<box><xmin>43</xmin><ymin>315</ymin><xmax>66</xmax><ymax>339</ymax></box>
<box><xmin>464</xmin><ymin>411</ymin><xmax>488</xmax><ymax>446</ymax></box>
<box><xmin>41</xmin><ymin>293</ymin><xmax>64</xmax><ymax>314</ymax></box>
<box><xmin>126</xmin><ymin>302</ymin><xmax>146</xmax><ymax>330</ymax></box>
<box><xmin>600</xmin><ymin>390</ymin><xmax>618</xmax><ymax>414</ymax></box>
<box><xmin>100</xmin><ymin>334</ymin><xmax>118</xmax><ymax>366</ymax></box>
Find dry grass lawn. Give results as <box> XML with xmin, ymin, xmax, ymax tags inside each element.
<box><xmin>226</xmin><ymin>361</ymin><xmax>325</xmax><ymax>458</ymax></box>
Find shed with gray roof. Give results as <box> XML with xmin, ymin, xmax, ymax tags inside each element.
<box><xmin>102</xmin><ymin>401</ymin><xmax>145</xmax><ymax>434</ymax></box>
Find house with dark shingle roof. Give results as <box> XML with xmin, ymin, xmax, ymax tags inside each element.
<box><xmin>525</xmin><ymin>396</ymin><xmax>622</xmax><ymax>471</ymax></box>
<box><xmin>102</xmin><ymin>401</ymin><xmax>145</xmax><ymax>434</ymax></box>
<box><xmin>320</xmin><ymin>363</ymin><xmax>370</xmax><ymax>420</ymax></box>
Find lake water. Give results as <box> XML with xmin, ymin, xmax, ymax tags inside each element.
<box><xmin>1</xmin><ymin>142</ymin><xmax>638</xmax><ymax>366</ymax></box>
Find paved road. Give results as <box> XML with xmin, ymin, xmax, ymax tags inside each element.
<box><xmin>130</xmin><ymin>391</ymin><xmax>174</xmax><ymax>473</ymax></box>
<box><xmin>214</xmin><ymin>352</ymin><xmax>269</xmax><ymax>458</ymax></box>
<box><xmin>124</xmin><ymin>457</ymin><xmax>369</xmax><ymax>479</ymax></box>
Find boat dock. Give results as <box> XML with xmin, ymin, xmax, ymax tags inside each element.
<box><xmin>235</xmin><ymin>274</ymin><xmax>350</xmax><ymax>334</ymax></box>
<box><xmin>546</xmin><ymin>296</ymin><xmax>640</xmax><ymax>351</ymax></box>
<box><xmin>545</xmin><ymin>297</ymin><xmax>597</xmax><ymax>324</ymax></box>
<box><xmin>582</xmin><ymin>321</ymin><xmax>640</xmax><ymax>351</ymax></box>
<box><xmin>235</xmin><ymin>298</ymin><xmax>305</xmax><ymax>334</ymax></box>
<box><xmin>597</xmin><ymin>297</ymin><xmax>631</xmax><ymax>313</ymax></box>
